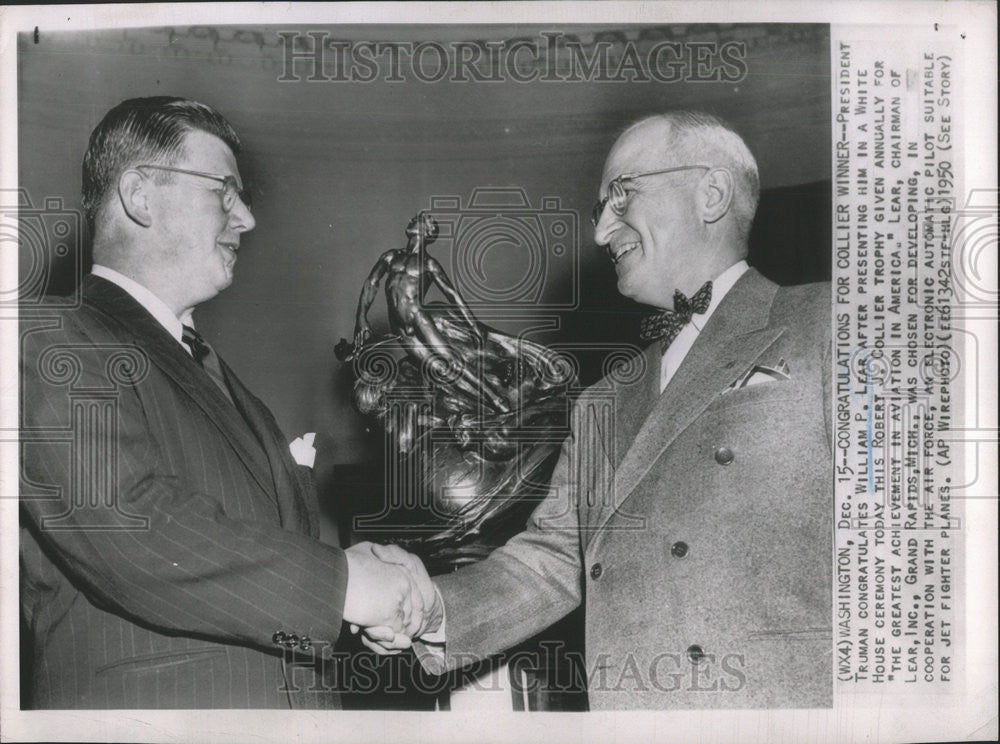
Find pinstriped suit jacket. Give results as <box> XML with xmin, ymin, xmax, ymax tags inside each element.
<box><xmin>20</xmin><ymin>275</ymin><xmax>348</xmax><ymax>709</ymax></box>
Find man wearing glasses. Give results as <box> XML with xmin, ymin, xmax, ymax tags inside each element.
<box><xmin>386</xmin><ymin>111</ymin><xmax>833</xmax><ymax>710</ymax></box>
<box><xmin>19</xmin><ymin>97</ymin><xmax>437</xmax><ymax>708</ymax></box>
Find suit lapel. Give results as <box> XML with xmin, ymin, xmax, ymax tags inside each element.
<box><xmin>219</xmin><ymin>360</ymin><xmax>316</xmax><ymax>535</ymax></box>
<box><xmin>592</xmin><ymin>270</ymin><xmax>783</xmax><ymax>538</ymax></box>
<box><xmin>610</xmin><ymin>343</ymin><xmax>662</xmax><ymax>471</ymax></box>
<box><xmin>83</xmin><ymin>276</ymin><xmax>277</xmax><ymax>502</ymax></box>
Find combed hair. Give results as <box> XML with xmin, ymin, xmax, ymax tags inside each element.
<box><xmin>81</xmin><ymin>96</ymin><xmax>241</xmax><ymax>231</ymax></box>
<box><xmin>624</xmin><ymin>111</ymin><xmax>760</xmax><ymax>244</ymax></box>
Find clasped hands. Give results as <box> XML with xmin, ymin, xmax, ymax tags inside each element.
<box><xmin>343</xmin><ymin>542</ymin><xmax>442</xmax><ymax>654</ymax></box>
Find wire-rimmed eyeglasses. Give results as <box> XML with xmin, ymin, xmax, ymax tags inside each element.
<box><xmin>591</xmin><ymin>164</ymin><xmax>711</xmax><ymax>227</ymax></box>
<box><xmin>137</xmin><ymin>164</ymin><xmax>253</xmax><ymax>212</ymax></box>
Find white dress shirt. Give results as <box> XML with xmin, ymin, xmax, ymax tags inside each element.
<box><xmin>91</xmin><ymin>265</ymin><xmax>195</xmax><ymax>356</ymax></box>
<box><xmin>659</xmin><ymin>260</ymin><xmax>749</xmax><ymax>393</ymax></box>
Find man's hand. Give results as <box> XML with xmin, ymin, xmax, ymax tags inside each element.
<box><xmin>350</xmin><ymin>544</ymin><xmax>443</xmax><ymax>655</ymax></box>
<box><xmin>343</xmin><ymin>542</ymin><xmax>425</xmax><ymax>640</ymax></box>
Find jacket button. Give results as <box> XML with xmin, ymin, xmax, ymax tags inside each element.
<box><xmin>687</xmin><ymin>644</ymin><xmax>706</xmax><ymax>663</ymax></box>
<box><xmin>272</xmin><ymin>631</ymin><xmax>287</xmax><ymax>645</ymax></box>
<box><xmin>671</xmin><ymin>541</ymin><xmax>689</xmax><ymax>558</ymax></box>
<box><xmin>299</xmin><ymin>635</ymin><xmax>312</xmax><ymax>651</ymax></box>
<box><xmin>590</xmin><ymin>562</ymin><xmax>603</xmax><ymax>580</ymax></box>
<box><xmin>714</xmin><ymin>446</ymin><xmax>735</xmax><ymax>465</ymax></box>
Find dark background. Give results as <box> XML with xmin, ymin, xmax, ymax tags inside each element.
<box><xmin>18</xmin><ymin>23</ymin><xmax>831</xmax><ymax>708</ymax></box>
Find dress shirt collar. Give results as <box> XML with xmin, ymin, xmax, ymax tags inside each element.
<box><xmin>657</xmin><ymin>259</ymin><xmax>750</xmax><ymax>393</ymax></box>
<box><xmin>687</xmin><ymin>259</ymin><xmax>749</xmax><ymax>333</ymax></box>
<box><xmin>90</xmin><ymin>264</ymin><xmax>194</xmax><ymax>349</ymax></box>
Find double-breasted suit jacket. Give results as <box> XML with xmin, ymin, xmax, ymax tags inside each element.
<box><xmin>421</xmin><ymin>269</ymin><xmax>833</xmax><ymax>709</ymax></box>
<box><xmin>20</xmin><ymin>275</ymin><xmax>347</xmax><ymax>709</ymax></box>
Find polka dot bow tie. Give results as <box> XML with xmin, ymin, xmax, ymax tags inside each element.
<box><xmin>638</xmin><ymin>281</ymin><xmax>713</xmax><ymax>352</ymax></box>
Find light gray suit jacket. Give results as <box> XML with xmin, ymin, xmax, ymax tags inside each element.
<box><xmin>420</xmin><ymin>269</ymin><xmax>833</xmax><ymax>710</ymax></box>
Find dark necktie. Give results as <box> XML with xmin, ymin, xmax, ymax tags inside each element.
<box><xmin>182</xmin><ymin>324</ymin><xmax>233</xmax><ymax>403</ymax></box>
<box><xmin>639</xmin><ymin>281</ymin><xmax>713</xmax><ymax>352</ymax></box>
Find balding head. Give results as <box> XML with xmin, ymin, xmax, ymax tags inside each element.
<box><xmin>593</xmin><ymin>111</ymin><xmax>758</xmax><ymax>307</ymax></box>
<box><xmin>614</xmin><ymin>112</ymin><xmax>759</xmax><ymax>244</ymax></box>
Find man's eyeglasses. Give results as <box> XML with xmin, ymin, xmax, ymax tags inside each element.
<box><xmin>137</xmin><ymin>164</ymin><xmax>252</xmax><ymax>212</ymax></box>
<box><xmin>591</xmin><ymin>164</ymin><xmax>711</xmax><ymax>227</ymax></box>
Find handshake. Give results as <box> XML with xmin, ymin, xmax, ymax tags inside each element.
<box><xmin>343</xmin><ymin>542</ymin><xmax>443</xmax><ymax>654</ymax></box>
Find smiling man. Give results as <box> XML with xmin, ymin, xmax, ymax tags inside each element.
<box><xmin>389</xmin><ymin>111</ymin><xmax>834</xmax><ymax>710</ymax></box>
<box><xmin>19</xmin><ymin>97</ymin><xmax>435</xmax><ymax>709</ymax></box>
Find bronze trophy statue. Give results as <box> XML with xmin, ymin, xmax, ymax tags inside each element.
<box><xmin>336</xmin><ymin>212</ymin><xmax>576</xmax><ymax>572</ymax></box>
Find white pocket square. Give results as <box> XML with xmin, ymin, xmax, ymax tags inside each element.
<box><xmin>724</xmin><ymin>359</ymin><xmax>791</xmax><ymax>393</ymax></box>
<box><xmin>289</xmin><ymin>432</ymin><xmax>316</xmax><ymax>468</ymax></box>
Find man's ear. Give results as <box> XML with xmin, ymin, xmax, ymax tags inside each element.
<box><xmin>117</xmin><ymin>170</ymin><xmax>153</xmax><ymax>227</ymax></box>
<box><xmin>698</xmin><ymin>167</ymin><xmax>735</xmax><ymax>224</ymax></box>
